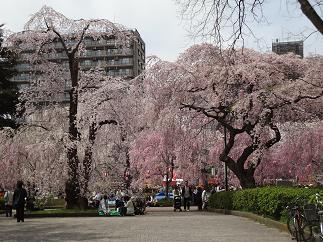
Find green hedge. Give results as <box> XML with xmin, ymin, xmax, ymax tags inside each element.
<box><xmin>157</xmin><ymin>198</ymin><xmax>173</xmax><ymax>207</ymax></box>
<box><xmin>209</xmin><ymin>187</ymin><xmax>323</xmax><ymax>220</ymax></box>
<box><xmin>0</xmin><ymin>198</ymin><xmax>5</xmax><ymax>210</ymax></box>
<box><xmin>44</xmin><ymin>197</ymin><xmax>65</xmax><ymax>208</ymax></box>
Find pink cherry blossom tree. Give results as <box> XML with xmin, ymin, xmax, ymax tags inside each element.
<box><xmin>0</xmin><ymin>116</ymin><xmax>67</xmax><ymax>197</ymax></box>
<box><xmin>130</xmin><ymin>62</ymin><xmax>220</xmax><ymax>190</ymax></box>
<box><xmin>257</xmin><ymin>122</ymin><xmax>323</xmax><ymax>185</ymax></box>
<box><xmin>140</xmin><ymin>43</ymin><xmax>323</xmax><ymax>188</ymax></box>
<box><xmin>8</xmin><ymin>6</ymin><xmax>134</xmax><ymax>208</ymax></box>
<box><xmin>130</xmin><ymin>118</ymin><xmax>180</xmax><ymax>197</ymax></box>
<box><xmin>88</xmin><ymin>85</ymin><xmax>145</xmax><ymax>192</ymax></box>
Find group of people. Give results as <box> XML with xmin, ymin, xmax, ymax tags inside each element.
<box><xmin>93</xmin><ymin>192</ymin><xmax>135</xmax><ymax>216</ymax></box>
<box><xmin>173</xmin><ymin>181</ymin><xmax>211</xmax><ymax>211</ymax></box>
<box><xmin>4</xmin><ymin>181</ymin><xmax>28</xmax><ymax>222</ymax></box>
<box><xmin>3</xmin><ymin>181</ymin><xmax>213</xmax><ymax>220</ymax></box>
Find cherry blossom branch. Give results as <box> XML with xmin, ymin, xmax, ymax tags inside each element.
<box><xmin>299</xmin><ymin>78</ymin><xmax>323</xmax><ymax>88</ymax></box>
<box><xmin>264</xmin><ymin>122</ymin><xmax>281</xmax><ymax>149</ymax></box>
<box><xmin>71</xmin><ymin>23</ymin><xmax>90</xmax><ymax>56</ymax></box>
<box><xmin>181</xmin><ymin>102</ymin><xmax>245</xmax><ymax>133</ymax></box>
<box><xmin>44</xmin><ymin>20</ymin><xmax>69</xmax><ymax>53</ymax></box>
<box><xmin>97</xmin><ymin>119</ymin><xmax>118</xmax><ymax>130</ymax></box>
<box><xmin>17</xmin><ymin>123</ymin><xmax>50</xmax><ymax>132</ymax></box>
<box><xmin>271</xmin><ymin>90</ymin><xmax>323</xmax><ymax>110</ymax></box>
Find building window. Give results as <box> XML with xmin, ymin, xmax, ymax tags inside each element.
<box><xmin>65</xmin><ymin>80</ymin><xmax>72</xmax><ymax>89</ymax></box>
<box><xmin>120</xmin><ymin>58</ymin><xmax>132</xmax><ymax>64</ymax></box>
<box><xmin>62</xmin><ymin>62</ymin><xmax>69</xmax><ymax>68</ymax></box>
<box><xmin>108</xmin><ymin>59</ymin><xmax>115</xmax><ymax>65</ymax></box>
<box><xmin>17</xmin><ymin>83</ymin><xmax>30</xmax><ymax>90</ymax></box>
<box><xmin>16</xmin><ymin>63</ymin><xmax>31</xmax><ymax>71</ymax></box>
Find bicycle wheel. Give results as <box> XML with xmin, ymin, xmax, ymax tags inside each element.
<box><xmin>287</xmin><ymin>216</ymin><xmax>298</xmax><ymax>239</ymax></box>
<box><xmin>287</xmin><ymin>215</ymin><xmax>313</xmax><ymax>242</ymax></box>
<box><xmin>298</xmin><ymin>218</ymin><xmax>312</xmax><ymax>242</ymax></box>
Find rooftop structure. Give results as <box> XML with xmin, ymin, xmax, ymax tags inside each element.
<box><xmin>272</xmin><ymin>39</ymin><xmax>304</xmax><ymax>58</ymax></box>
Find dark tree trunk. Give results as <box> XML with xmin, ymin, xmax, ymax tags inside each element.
<box><xmin>51</xmin><ymin>25</ymin><xmax>89</xmax><ymax>209</ymax></box>
<box><xmin>236</xmin><ymin>169</ymin><xmax>256</xmax><ymax>189</ymax></box>
<box><xmin>82</xmin><ymin>123</ymin><xmax>96</xmax><ymax>199</ymax></box>
<box><xmin>121</xmin><ymin>129</ymin><xmax>132</xmax><ymax>189</ymax></box>
<box><xmin>222</xmin><ymin>157</ymin><xmax>257</xmax><ymax>189</ymax></box>
<box><xmin>124</xmin><ymin>149</ymin><xmax>131</xmax><ymax>189</ymax></box>
<box><xmin>165</xmin><ymin>160</ymin><xmax>174</xmax><ymax>199</ymax></box>
<box><xmin>65</xmin><ymin>179</ymin><xmax>80</xmax><ymax>209</ymax></box>
<box><xmin>65</xmin><ymin>56</ymin><xmax>81</xmax><ymax>209</ymax></box>
<box><xmin>218</xmin><ymin>116</ymin><xmax>281</xmax><ymax>190</ymax></box>
<box><xmin>65</xmin><ymin>127</ymin><xmax>80</xmax><ymax>208</ymax></box>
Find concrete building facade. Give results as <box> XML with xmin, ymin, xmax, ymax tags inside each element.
<box><xmin>11</xmin><ymin>29</ymin><xmax>145</xmax><ymax>93</ymax></box>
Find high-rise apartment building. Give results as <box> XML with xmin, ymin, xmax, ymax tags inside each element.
<box><xmin>272</xmin><ymin>39</ymin><xmax>304</xmax><ymax>58</ymax></box>
<box><xmin>11</xmin><ymin>29</ymin><xmax>145</xmax><ymax>92</ymax></box>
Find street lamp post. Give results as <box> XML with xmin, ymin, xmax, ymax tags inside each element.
<box><xmin>224</xmin><ymin>126</ymin><xmax>229</xmax><ymax>191</ymax></box>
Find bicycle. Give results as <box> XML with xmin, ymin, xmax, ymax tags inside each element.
<box><xmin>318</xmin><ymin>210</ymin><xmax>323</xmax><ymax>240</ymax></box>
<box><xmin>308</xmin><ymin>193</ymin><xmax>323</xmax><ymax>240</ymax></box>
<box><xmin>287</xmin><ymin>198</ymin><xmax>313</xmax><ymax>242</ymax></box>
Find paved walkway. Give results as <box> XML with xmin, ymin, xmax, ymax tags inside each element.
<box><xmin>0</xmin><ymin>207</ymin><xmax>292</xmax><ymax>242</ymax></box>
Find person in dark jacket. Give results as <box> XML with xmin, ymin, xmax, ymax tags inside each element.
<box><xmin>13</xmin><ymin>181</ymin><xmax>27</xmax><ymax>222</ymax></box>
<box><xmin>181</xmin><ymin>181</ymin><xmax>193</xmax><ymax>211</ymax></box>
<box><xmin>195</xmin><ymin>187</ymin><xmax>203</xmax><ymax>210</ymax></box>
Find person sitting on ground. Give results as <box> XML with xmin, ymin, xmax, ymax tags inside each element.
<box><xmin>124</xmin><ymin>196</ymin><xmax>135</xmax><ymax>216</ymax></box>
<box><xmin>116</xmin><ymin>196</ymin><xmax>126</xmax><ymax>216</ymax></box>
<box><xmin>94</xmin><ymin>192</ymin><xmax>102</xmax><ymax>208</ymax></box>
<box><xmin>98</xmin><ymin>195</ymin><xmax>109</xmax><ymax>215</ymax></box>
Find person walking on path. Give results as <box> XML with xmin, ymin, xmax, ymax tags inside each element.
<box><xmin>202</xmin><ymin>188</ymin><xmax>208</xmax><ymax>210</ymax></box>
<box><xmin>181</xmin><ymin>181</ymin><xmax>192</xmax><ymax>211</ymax></box>
<box><xmin>4</xmin><ymin>188</ymin><xmax>14</xmax><ymax>217</ymax></box>
<box><xmin>13</xmin><ymin>181</ymin><xmax>27</xmax><ymax>222</ymax></box>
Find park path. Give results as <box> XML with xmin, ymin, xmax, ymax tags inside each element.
<box><xmin>0</xmin><ymin>207</ymin><xmax>292</xmax><ymax>242</ymax></box>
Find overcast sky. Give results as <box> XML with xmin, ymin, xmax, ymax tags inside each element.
<box><xmin>0</xmin><ymin>0</ymin><xmax>322</xmax><ymax>61</ymax></box>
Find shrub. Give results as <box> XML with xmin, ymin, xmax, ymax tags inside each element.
<box><xmin>0</xmin><ymin>198</ymin><xmax>5</xmax><ymax>210</ymax></box>
<box><xmin>157</xmin><ymin>198</ymin><xmax>173</xmax><ymax>207</ymax></box>
<box><xmin>209</xmin><ymin>191</ymin><xmax>234</xmax><ymax>210</ymax></box>
<box><xmin>209</xmin><ymin>187</ymin><xmax>323</xmax><ymax>220</ymax></box>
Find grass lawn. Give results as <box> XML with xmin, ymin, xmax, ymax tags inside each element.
<box><xmin>27</xmin><ymin>208</ymin><xmax>98</xmax><ymax>214</ymax></box>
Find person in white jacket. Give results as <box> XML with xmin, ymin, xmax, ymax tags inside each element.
<box><xmin>98</xmin><ymin>195</ymin><xmax>109</xmax><ymax>215</ymax></box>
<box><xmin>4</xmin><ymin>189</ymin><xmax>14</xmax><ymax>217</ymax></box>
<box><xmin>125</xmin><ymin>196</ymin><xmax>135</xmax><ymax>216</ymax></box>
<box><xmin>202</xmin><ymin>189</ymin><xmax>209</xmax><ymax>210</ymax></box>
